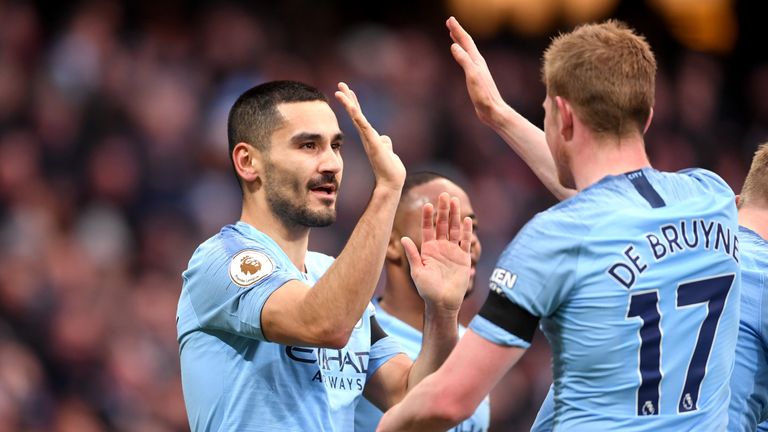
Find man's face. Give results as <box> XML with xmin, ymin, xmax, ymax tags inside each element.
<box><xmin>395</xmin><ymin>179</ymin><xmax>481</xmax><ymax>295</ymax></box>
<box><xmin>261</xmin><ymin>101</ymin><xmax>344</xmax><ymax>228</ymax></box>
<box><xmin>543</xmin><ymin>95</ymin><xmax>575</xmax><ymax>189</ymax></box>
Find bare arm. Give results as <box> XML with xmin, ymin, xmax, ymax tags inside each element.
<box><xmin>377</xmin><ymin>330</ymin><xmax>526</xmax><ymax>432</ymax></box>
<box><xmin>262</xmin><ymin>83</ymin><xmax>406</xmax><ymax>348</ymax></box>
<box><xmin>364</xmin><ymin>193</ymin><xmax>474</xmax><ymax>409</ymax></box>
<box><xmin>446</xmin><ymin>16</ymin><xmax>576</xmax><ymax>201</ymax></box>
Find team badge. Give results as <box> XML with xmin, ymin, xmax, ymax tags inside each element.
<box><xmin>228</xmin><ymin>249</ymin><xmax>274</xmax><ymax>287</ymax></box>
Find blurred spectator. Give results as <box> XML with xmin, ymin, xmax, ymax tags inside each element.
<box><xmin>0</xmin><ymin>1</ymin><xmax>765</xmax><ymax>430</ymax></box>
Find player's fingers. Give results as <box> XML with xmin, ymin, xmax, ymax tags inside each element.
<box><xmin>449</xmin><ymin>197</ymin><xmax>461</xmax><ymax>244</ymax></box>
<box><xmin>337</xmin><ymin>82</ymin><xmax>355</xmax><ymax>104</ymax></box>
<box><xmin>335</xmin><ymin>82</ymin><xmax>353</xmax><ymax>107</ymax></box>
<box><xmin>339</xmin><ymin>81</ymin><xmax>361</xmax><ymax>107</ymax></box>
<box><xmin>401</xmin><ymin>237</ymin><xmax>422</xmax><ymax>271</ymax></box>
<box><xmin>446</xmin><ymin>17</ymin><xmax>482</xmax><ymax>60</ymax></box>
<box><xmin>435</xmin><ymin>193</ymin><xmax>450</xmax><ymax>241</ymax></box>
<box><xmin>334</xmin><ymin>89</ymin><xmax>357</xmax><ymax>117</ymax></box>
<box><xmin>450</xmin><ymin>43</ymin><xmax>473</xmax><ymax>70</ymax></box>
<box><xmin>421</xmin><ymin>203</ymin><xmax>435</xmax><ymax>243</ymax></box>
<box><xmin>335</xmin><ymin>82</ymin><xmax>381</xmax><ymax>149</ymax></box>
<box><xmin>336</xmin><ymin>83</ymin><xmax>363</xmax><ymax>119</ymax></box>
<box><xmin>460</xmin><ymin>216</ymin><xmax>473</xmax><ymax>254</ymax></box>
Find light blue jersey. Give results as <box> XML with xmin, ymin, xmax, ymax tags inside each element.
<box><xmin>471</xmin><ymin>168</ymin><xmax>740</xmax><ymax>431</ymax></box>
<box><xmin>535</xmin><ymin>225</ymin><xmax>768</xmax><ymax>432</ymax></box>
<box><xmin>354</xmin><ymin>299</ymin><xmax>491</xmax><ymax>431</ymax></box>
<box><xmin>177</xmin><ymin>221</ymin><xmax>402</xmax><ymax>432</ymax></box>
<box><xmin>728</xmin><ymin>226</ymin><xmax>768</xmax><ymax>432</ymax></box>
<box><xmin>530</xmin><ymin>385</ymin><xmax>555</xmax><ymax>432</ymax></box>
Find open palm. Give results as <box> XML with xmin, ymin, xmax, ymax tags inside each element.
<box><xmin>447</xmin><ymin>16</ymin><xmax>507</xmax><ymax>127</ymax></box>
<box><xmin>402</xmin><ymin>193</ymin><xmax>473</xmax><ymax>311</ymax></box>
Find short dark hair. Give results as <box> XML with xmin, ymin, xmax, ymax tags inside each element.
<box><xmin>402</xmin><ymin>171</ymin><xmax>450</xmax><ymax>199</ymax></box>
<box><xmin>227</xmin><ymin>81</ymin><xmax>328</xmax><ymax>182</ymax></box>
<box><xmin>397</xmin><ymin>171</ymin><xmax>467</xmax><ymax>219</ymax></box>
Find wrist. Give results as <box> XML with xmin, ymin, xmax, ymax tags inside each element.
<box><xmin>423</xmin><ymin>302</ymin><xmax>461</xmax><ymax>322</ymax></box>
<box><xmin>489</xmin><ymin>102</ymin><xmax>517</xmax><ymax>130</ymax></box>
<box><xmin>372</xmin><ymin>182</ymin><xmax>403</xmax><ymax>200</ymax></box>
<box><xmin>422</xmin><ymin>303</ymin><xmax>460</xmax><ymax>342</ymax></box>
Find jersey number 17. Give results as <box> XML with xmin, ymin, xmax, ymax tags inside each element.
<box><xmin>625</xmin><ymin>274</ymin><xmax>735</xmax><ymax>416</ymax></box>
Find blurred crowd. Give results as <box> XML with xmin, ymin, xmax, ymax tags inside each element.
<box><xmin>0</xmin><ymin>1</ymin><xmax>766</xmax><ymax>430</ymax></box>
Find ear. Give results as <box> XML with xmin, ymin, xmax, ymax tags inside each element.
<box><xmin>555</xmin><ymin>96</ymin><xmax>573</xmax><ymax>141</ymax></box>
<box><xmin>643</xmin><ymin>107</ymin><xmax>654</xmax><ymax>134</ymax></box>
<box><xmin>232</xmin><ymin>142</ymin><xmax>262</xmax><ymax>184</ymax></box>
<box><xmin>735</xmin><ymin>194</ymin><xmax>742</xmax><ymax>208</ymax></box>
<box><xmin>385</xmin><ymin>230</ymin><xmax>404</xmax><ymax>265</ymax></box>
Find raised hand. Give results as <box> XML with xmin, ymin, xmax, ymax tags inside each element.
<box><xmin>401</xmin><ymin>192</ymin><xmax>473</xmax><ymax>311</ymax></box>
<box><xmin>334</xmin><ymin>82</ymin><xmax>406</xmax><ymax>192</ymax></box>
<box><xmin>447</xmin><ymin>17</ymin><xmax>573</xmax><ymax>201</ymax></box>
<box><xmin>446</xmin><ymin>16</ymin><xmax>509</xmax><ymax>128</ymax></box>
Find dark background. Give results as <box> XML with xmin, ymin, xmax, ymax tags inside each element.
<box><xmin>0</xmin><ymin>0</ymin><xmax>763</xmax><ymax>430</ymax></box>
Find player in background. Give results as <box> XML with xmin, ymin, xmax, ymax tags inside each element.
<box><xmin>355</xmin><ymin>171</ymin><xmax>490</xmax><ymax>431</ymax></box>
<box><xmin>442</xmin><ymin>16</ymin><xmax>767</xmax><ymax>432</ymax></box>
<box><xmin>377</xmin><ymin>17</ymin><xmax>740</xmax><ymax>432</ymax></box>
<box><xmin>176</xmin><ymin>80</ymin><xmax>474</xmax><ymax>431</ymax></box>
<box><xmin>729</xmin><ymin>144</ymin><xmax>768</xmax><ymax>431</ymax></box>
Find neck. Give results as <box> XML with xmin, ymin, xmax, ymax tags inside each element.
<box><xmin>378</xmin><ymin>264</ymin><xmax>426</xmax><ymax>332</ymax></box>
<box><xmin>571</xmin><ymin>133</ymin><xmax>651</xmax><ymax>191</ymax></box>
<box><xmin>739</xmin><ymin>205</ymin><xmax>768</xmax><ymax>241</ymax></box>
<box><xmin>240</xmin><ymin>198</ymin><xmax>310</xmax><ymax>271</ymax></box>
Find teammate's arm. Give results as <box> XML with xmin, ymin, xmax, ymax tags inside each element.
<box><xmin>377</xmin><ymin>330</ymin><xmax>525</xmax><ymax>432</ymax></box>
<box><xmin>261</xmin><ymin>82</ymin><xmax>406</xmax><ymax>348</ymax></box>
<box><xmin>447</xmin><ymin>16</ymin><xmax>575</xmax><ymax>201</ymax></box>
<box><xmin>365</xmin><ymin>193</ymin><xmax>474</xmax><ymax>410</ymax></box>
<box><xmin>362</xmin><ymin>305</ymin><xmax>462</xmax><ymax>410</ymax></box>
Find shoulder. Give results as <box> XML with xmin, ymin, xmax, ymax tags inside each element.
<box><xmin>538</xmin><ymin>176</ymin><xmax>635</xmax><ymax>229</ymax></box>
<box><xmin>671</xmin><ymin>168</ymin><xmax>735</xmax><ymax>197</ymax></box>
<box><xmin>493</xmin><ymin>187</ymin><xmax>620</xmax><ymax>279</ymax></box>
<box><xmin>739</xmin><ymin>227</ymin><xmax>768</xmax><ymax>271</ymax></box>
<box><xmin>492</xmin><ymin>207</ymin><xmax>587</xmax><ymax>293</ymax></box>
<box><xmin>503</xmin><ymin>202</ymin><xmax>591</xmax><ymax>255</ymax></box>
<box><xmin>191</xmin><ymin>224</ymin><xmax>280</xmax><ymax>259</ymax></box>
<box><xmin>184</xmin><ymin>224</ymin><xmax>284</xmax><ymax>288</ymax></box>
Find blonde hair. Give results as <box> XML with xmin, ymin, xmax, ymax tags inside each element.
<box><xmin>542</xmin><ymin>20</ymin><xmax>656</xmax><ymax>137</ymax></box>
<box><xmin>740</xmin><ymin>143</ymin><xmax>768</xmax><ymax>208</ymax></box>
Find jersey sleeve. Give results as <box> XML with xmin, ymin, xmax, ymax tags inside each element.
<box><xmin>470</xmin><ymin>211</ymin><xmax>582</xmax><ymax>348</ymax></box>
<box><xmin>366</xmin><ymin>312</ymin><xmax>403</xmax><ymax>379</ymax></box>
<box><xmin>530</xmin><ymin>385</ymin><xmax>555</xmax><ymax>432</ymax></box>
<box><xmin>179</xmin><ymin>236</ymin><xmax>302</xmax><ymax>342</ymax></box>
<box><xmin>678</xmin><ymin>168</ymin><xmax>735</xmax><ymax>199</ymax></box>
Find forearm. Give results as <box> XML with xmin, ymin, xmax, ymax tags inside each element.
<box><xmin>379</xmin><ymin>330</ymin><xmax>525</xmax><ymax>432</ymax></box>
<box><xmin>378</xmin><ymin>373</ymin><xmax>463</xmax><ymax>432</ymax></box>
<box><xmin>366</xmin><ymin>306</ymin><xmax>459</xmax><ymax>410</ymax></box>
<box><xmin>490</xmin><ymin>104</ymin><xmax>575</xmax><ymax>201</ymax></box>
<box><xmin>300</xmin><ymin>186</ymin><xmax>401</xmax><ymax>342</ymax></box>
<box><xmin>406</xmin><ymin>305</ymin><xmax>459</xmax><ymax>389</ymax></box>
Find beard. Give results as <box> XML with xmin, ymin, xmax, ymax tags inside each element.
<box><xmin>263</xmin><ymin>162</ymin><xmax>338</xmax><ymax>228</ymax></box>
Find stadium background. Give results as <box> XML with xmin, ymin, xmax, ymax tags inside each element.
<box><xmin>0</xmin><ymin>0</ymin><xmax>765</xmax><ymax>430</ymax></box>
